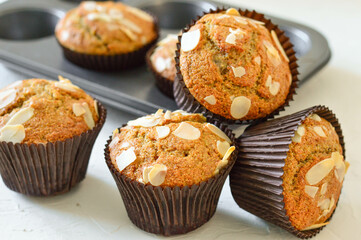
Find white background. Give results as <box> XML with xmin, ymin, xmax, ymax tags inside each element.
<box><xmin>0</xmin><ymin>0</ymin><xmax>360</xmax><ymax>239</ymax></box>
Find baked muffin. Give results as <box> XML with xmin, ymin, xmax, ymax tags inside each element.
<box><xmin>0</xmin><ymin>77</ymin><xmax>106</xmax><ymax>196</ymax></box>
<box><xmin>230</xmin><ymin>106</ymin><xmax>348</xmax><ymax>238</ymax></box>
<box><xmin>174</xmin><ymin>8</ymin><xmax>297</xmax><ymax>123</ymax></box>
<box><xmin>105</xmin><ymin>109</ymin><xmax>236</xmax><ymax>235</ymax></box>
<box><xmin>146</xmin><ymin>34</ymin><xmax>178</xmax><ymax>98</ymax></box>
<box><xmin>55</xmin><ymin>1</ymin><xmax>159</xmax><ymax>70</ymax></box>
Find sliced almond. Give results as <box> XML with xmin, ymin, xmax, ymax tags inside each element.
<box><xmin>94</xmin><ymin>100</ymin><xmax>99</xmax><ymax>117</ymax></box>
<box><xmin>314</xmin><ymin>126</ymin><xmax>326</xmax><ymax>137</ymax></box>
<box><xmin>292</xmin><ymin>125</ymin><xmax>305</xmax><ymax>143</ymax></box>
<box><xmin>304</xmin><ymin>185</ymin><xmax>319</xmax><ymax>198</ymax></box>
<box><xmin>225</xmin><ymin>8</ymin><xmax>240</xmax><ymax>16</ymax></box>
<box><xmin>172</xmin><ymin>110</ymin><xmax>191</xmax><ymax>115</ymax></box>
<box><xmin>306</xmin><ymin>157</ymin><xmax>335</xmax><ymax>185</ymax></box>
<box><xmin>215</xmin><ymin>146</ymin><xmax>235</xmax><ymax>174</ymax></box>
<box><xmin>204</xmin><ymin>95</ymin><xmax>216</xmax><ymax>105</ymax></box>
<box><xmin>112</xmin><ymin>128</ymin><xmax>119</xmax><ymax>138</ymax></box>
<box><xmin>60</xmin><ymin>30</ymin><xmax>69</xmax><ymax>41</ymax></box>
<box><xmin>154</xmin><ymin>109</ymin><xmax>164</xmax><ymax>118</ymax></box>
<box><xmin>156</xmin><ymin>126</ymin><xmax>170</xmax><ymax>139</ymax></box>
<box><xmin>115</xmin><ymin>147</ymin><xmax>137</xmax><ymax>172</ymax></box>
<box><xmin>6</xmin><ymin>107</ymin><xmax>34</xmax><ymax>126</ymax></box>
<box><xmin>154</xmin><ymin>57</ymin><xmax>167</xmax><ymax>72</ymax></box>
<box><xmin>0</xmin><ymin>89</ymin><xmax>17</xmax><ymax>109</ymax></box>
<box><xmin>87</xmin><ymin>12</ymin><xmax>111</xmax><ymax>22</ymax></box>
<box><xmin>230</xmin><ymin>96</ymin><xmax>251</xmax><ymax>119</ymax></box>
<box><xmin>318</xmin><ymin>198</ymin><xmax>331</xmax><ymax>210</ymax></box>
<box><xmin>82</xmin><ymin>102</ymin><xmax>95</xmax><ymax>129</ymax></box>
<box><xmin>264</xmin><ymin>40</ymin><xmax>281</xmax><ymax>66</ymax></box>
<box><xmin>0</xmin><ymin>124</ymin><xmax>25</xmax><ymax>143</ymax></box>
<box><xmin>271</xmin><ymin>30</ymin><xmax>289</xmax><ymax>62</ymax></box>
<box><xmin>54</xmin><ymin>81</ymin><xmax>79</xmax><ymax>92</ymax></box>
<box><xmin>329</xmin><ymin>197</ymin><xmax>335</xmax><ymax>211</ymax></box>
<box><xmin>309</xmin><ymin>114</ymin><xmax>321</xmax><ymax>122</ymax></box>
<box><xmin>120</xmin><ymin>142</ymin><xmax>130</xmax><ymax>149</ymax></box>
<box><xmin>231</xmin><ymin>66</ymin><xmax>246</xmax><ymax>78</ymax></box>
<box><xmin>333</xmin><ymin>152</ymin><xmax>346</xmax><ymax>182</ymax></box>
<box><xmin>83</xmin><ymin>1</ymin><xmax>97</xmax><ymax>11</ymax></box>
<box><xmin>345</xmin><ymin>161</ymin><xmax>350</xmax><ymax>174</ymax></box>
<box><xmin>181</xmin><ymin>29</ymin><xmax>201</xmax><ymax>52</ymax></box>
<box><xmin>297</xmin><ymin>125</ymin><xmax>306</xmax><ymax>136</ymax></box>
<box><xmin>222</xmin><ymin>146</ymin><xmax>235</xmax><ymax>162</ymax></box>
<box><xmin>118</xmin><ymin>25</ymin><xmax>138</xmax><ymax>41</ymax></box>
<box><xmin>320</xmin><ymin>183</ymin><xmax>328</xmax><ymax>195</ymax></box>
<box><xmin>173</xmin><ymin>122</ymin><xmax>200</xmax><ymax>140</ymax></box>
<box><xmin>128</xmin><ymin>116</ymin><xmax>161</xmax><ymax>127</ymax></box>
<box><xmin>164</xmin><ymin>110</ymin><xmax>172</xmax><ymax>119</ymax></box>
<box><xmin>301</xmin><ymin>222</ymin><xmax>329</xmax><ymax>231</ymax></box>
<box><xmin>269</xmin><ymin>81</ymin><xmax>280</xmax><ymax>96</ymax></box>
<box><xmin>226</xmin><ymin>28</ymin><xmax>245</xmax><ymax>45</ymax></box>
<box><xmin>126</xmin><ymin>6</ymin><xmax>153</xmax><ymax>22</ymax></box>
<box><xmin>72</xmin><ymin>103</ymin><xmax>86</xmax><ymax>116</ymax></box>
<box><xmin>254</xmin><ymin>56</ymin><xmax>261</xmax><ymax>65</ymax></box>
<box><xmin>232</xmin><ymin>124</ymin><xmax>249</xmax><ymax>138</ymax></box>
<box><xmin>148</xmin><ymin>164</ymin><xmax>167</xmax><ymax>186</ymax></box>
<box><xmin>291</xmin><ymin>133</ymin><xmax>302</xmax><ymax>143</ymax></box>
<box><xmin>205</xmin><ymin>123</ymin><xmax>231</xmax><ymax>143</ymax></box>
<box><xmin>142</xmin><ymin>166</ymin><xmax>153</xmax><ymax>184</ymax></box>
<box><xmin>217</xmin><ymin>141</ymin><xmax>230</xmax><ymax>157</ymax></box>
<box><xmin>233</xmin><ymin>16</ymin><xmax>248</xmax><ymax>25</ymax></box>
<box><xmin>109</xmin><ymin>136</ymin><xmax>120</xmax><ymax>149</ymax></box>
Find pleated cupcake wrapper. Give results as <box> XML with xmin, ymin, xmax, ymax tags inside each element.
<box><xmin>174</xmin><ymin>8</ymin><xmax>299</xmax><ymax>125</ymax></box>
<box><xmin>229</xmin><ymin>105</ymin><xmax>345</xmax><ymax>239</ymax></box>
<box><xmin>145</xmin><ymin>45</ymin><xmax>174</xmax><ymax>99</ymax></box>
<box><xmin>58</xmin><ymin>14</ymin><xmax>159</xmax><ymax>72</ymax></box>
<box><xmin>0</xmin><ymin>102</ymin><xmax>107</xmax><ymax>196</ymax></box>
<box><xmin>104</xmin><ymin>122</ymin><xmax>237</xmax><ymax>236</ymax></box>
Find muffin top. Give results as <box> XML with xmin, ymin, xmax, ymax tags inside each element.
<box><xmin>0</xmin><ymin>77</ymin><xmax>99</xmax><ymax>144</ymax></box>
<box><xmin>109</xmin><ymin>109</ymin><xmax>235</xmax><ymax>187</ymax></box>
<box><xmin>55</xmin><ymin>1</ymin><xmax>158</xmax><ymax>55</ymax></box>
<box><xmin>150</xmin><ymin>34</ymin><xmax>178</xmax><ymax>81</ymax></box>
<box><xmin>179</xmin><ymin>8</ymin><xmax>292</xmax><ymax>121</ymax></box>
<box><xmin>283</xmin><ymin>114</ymin><xmax>349</xmax><ymax>231</ymax></box>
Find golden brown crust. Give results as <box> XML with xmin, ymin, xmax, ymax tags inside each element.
<box><xmin>180</xmin><ymin>11</ymin><xmax>291</xmax><ymax>120</ymax></box>
<box><xmin>55</xmin><ymin>1</ymin><xmax>157</xmax><ymax>55</ymax></box>
<box><xmin>150</xmin><ymin>34</ymin><xmax>178</xmax><ymax>81</ymax></box>
<box><xmin>109</xmin><ymin>110</ymin><xmax>234</xmax><ymax>187</ymax></box>
<box><xmin>0</xmin><ymin>78</ymin><xmax>98</xmax><ymax>144</ymax></box>
<box><xmin>283</xmin><ymin>115</ymin><xmax>346</xmax><ymax>230</ymax></box>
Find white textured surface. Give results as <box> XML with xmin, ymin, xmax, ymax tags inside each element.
<box><xmin>0</xmin><ymin>0</ymin><xmax>361</xmax><ymax>239</ymax></box>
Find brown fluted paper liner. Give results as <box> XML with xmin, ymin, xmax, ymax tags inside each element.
<box><xmin>58</xmin><ymin>15</ymin><xmax>159</xmax><ymax>71</ymax></box>
<box><xmin>230</xmin><ymin>105</ymin><xmax>345</xmax><ymax>239</ymax></box>
<box><xmin>0</xmin><ymin>101</ymin><xmax>107</xmax><ymax>196</ymax></box>
<box><xmin>174</xmin><ymin>8</ymin><xmax>299</xmax><ymax>124</ymax></box>
<box><xmin>104</xmin><ymin>122</ymin><xmax>237</xmax><ymax>236</ymax></box>
<box><xmin>146</xmin><ymin>45</ymin><xmax>174</xmax><ymax>98</ymax></box>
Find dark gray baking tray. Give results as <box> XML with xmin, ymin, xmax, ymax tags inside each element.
<box><xmin>0</xmin><ymin>0</ymin><xmax>331</xmax><ymax>116</ymax></box>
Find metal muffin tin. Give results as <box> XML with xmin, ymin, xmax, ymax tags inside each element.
<box><xmin>0</xmin><ymin>0</ymin><xmax>331</xmax><ymax>116</ymax></box>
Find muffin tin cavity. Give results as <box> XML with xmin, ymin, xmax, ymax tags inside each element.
<box><xmin>140</xmin><ymin>0</ymin><xmax>215</xmax><ymax>29</ymax></box>
<box><xmin>0</xmin><ymin>8</ymin><xmax>62</xmax><ymax>40</ymax></box>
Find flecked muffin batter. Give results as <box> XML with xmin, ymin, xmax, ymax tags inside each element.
<box><xmin>150</xmin><ymin>34</ymin><xmax>178</xmax><ymax>81</ymax></box>
<box><xmin>55</xmin><ymin>1</ymin><xmax>158</xmax><ymax>55</ymax></box>
<box><xmin>179</xmin><ymin>8</ymin><xmax>292</xmax><ymax>120</ymax></box>
<box><xmin>0</xmin><ymin>77</ymin><xmax>99</xmax><ymax>144</ymax></box>
<box><xmin>109</xmin><ymin>110</ymin><xmax>235</xmax><ymax>187</ymax></box>
<box><xmin>283</xmin><ymin>114</ymin><xmax>349</xmax><ymax>230</ymax></box>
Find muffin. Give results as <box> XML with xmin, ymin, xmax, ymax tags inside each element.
<box><xmin>146</xmin><ymin>34</ymin><xmax>178</xmax><ymax>98</ymax></box>
<box><xmin>55</xmin><ymin>1</ymin><xmax>159</xmax><ymax>71</ymax></box>
<box><xmin>230</xmin><ymin>106</ymin><xmax>348</xmax><ymax>238</ymax></box>
<box><xmin>0</xmin><ymin>77</ymin><xmax>106</xmax><ymax>196</ymax></box>
<box><xmin>174</xmin><ymin>8</ymin><xmax>298</xmax><ymax>124</ymax></box>
<box><xmin>105</xmin><ymin>109</ymin><xmax>236</xmax><ymax>235</ymax></box>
